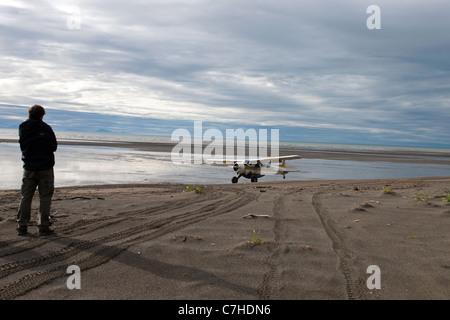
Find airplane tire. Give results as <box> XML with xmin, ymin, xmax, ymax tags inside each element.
<box><xmin>232</xmin><ymin>176</ymin><xmax>238</xmax><ymax>184</ymax></box>
<box><xmin>251</xmin><ymin>177</ymin><xmax>258</xmax><ymax>183</ymax></box>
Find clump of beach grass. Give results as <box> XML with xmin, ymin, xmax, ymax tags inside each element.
<box><xmin>252</xmin><ymin>229</ymin><xmax>264</xmax><ymax>245</ymax></box>
<box><xmin>408</xmin><ymin>231</ymin><xmax>417</xmax><ymax>239</ymax></box>
<box><xmin>382</xmin><ymin>187</ymin><xmax>393</xmax><ymax>194</ymax></box>
<box><xmin>443</xmin><ymin>189</ymin><xmax>450</xmax><ymax>202</ymax></box>
<box><xmin>184</xmin><ymin>185</ymin><xmax>203</xmax><ymax>194</ymax></box>
<box><xmin>412</xmin><ymin>193</ymin><xmax>430</xmax><ymax>203</ymax></box>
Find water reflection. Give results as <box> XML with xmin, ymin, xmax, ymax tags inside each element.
<box><xmin>1</xmin><ymin>142</ymin><xmax>449</xmax><ymax>190</ymax></box>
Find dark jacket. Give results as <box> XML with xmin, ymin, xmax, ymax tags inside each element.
<box><xmin>19</xmin><ymin>118</ymin><xmax>58</xmax><ymax>171</ymax></box>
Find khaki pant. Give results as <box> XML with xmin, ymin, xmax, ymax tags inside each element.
<box><xmin>17</xmin><ymin>168</ymin><xmax>54</xmax><ymax>231</ymax></box>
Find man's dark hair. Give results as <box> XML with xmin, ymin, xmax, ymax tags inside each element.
<box><xmin>29</xmin><ymin>105</ymin><xmax>46</xmax><ymax>120</ymax></box>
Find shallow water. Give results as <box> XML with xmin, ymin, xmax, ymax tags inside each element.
<box><xmin>1</xmin><ymin>142</ymin><xmax>450</xmax><ymax>190</ymax></box>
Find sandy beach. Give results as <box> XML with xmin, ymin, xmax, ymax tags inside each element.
<box><xmin>1</xmin><ymin>172</ymin><xmax>449</xmax><ymax>300</ymax></box>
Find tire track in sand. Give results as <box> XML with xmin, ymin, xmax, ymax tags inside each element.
<box><xmin>311</xmin><ymin>191</ymin><xmax>364</xmax><ymax>300</ymax></box>
<box><xmin>0</xmin><ymin>188</ymin><xmax>254</xmax><ymax>300</ymax></box>
<box><xmin>257</xmin><ymin>191</ymin><xmax>294</xmax><ymax>299</ymax></box>
<box><xmin>0</xmin><ymin>190</ymin><xmax>217</xmax><ymax>258</ymax></box>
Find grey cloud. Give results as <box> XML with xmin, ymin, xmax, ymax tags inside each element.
<box><xmin>0</xmin><ymin>0</ymin><xmax>449</xmax><ymax>147</ymax></box>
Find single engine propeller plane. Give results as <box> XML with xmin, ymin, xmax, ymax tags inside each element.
<box><xmin>210</xmin><ymin>155</ymin><xmax>302</xmax><ymax>183</ymax></box>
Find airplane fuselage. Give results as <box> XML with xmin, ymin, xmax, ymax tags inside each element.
<box><xmin>231</xmin><ymin>160</ymin><xmax>290</xmax><ymax>183</ymax></box>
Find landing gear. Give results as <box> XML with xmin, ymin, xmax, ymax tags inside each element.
<box><xmin>231</xmin><ymin>174</ymin><xmax>260</xmax><ymax>183</ymax></box>
<box><xmin>232</xmin><ymin>174</ymin><xmax>242</xmax><ymax>184</ymax></box>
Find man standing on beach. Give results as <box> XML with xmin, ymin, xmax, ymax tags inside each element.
<box><xmin>17</xmin><ymin>105</ymin><xmax>57</xmax><ymax>237</ymax></box>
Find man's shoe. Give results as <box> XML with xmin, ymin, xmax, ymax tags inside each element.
<box><xmin>17</xmin><ymin>229</ymin><xmax>29</xmax><ymax>236</ymax></box>
<box><xmin>38</xmin><ymin>228</ymin><xmax>55</xmax><ymax>236</ymax></box>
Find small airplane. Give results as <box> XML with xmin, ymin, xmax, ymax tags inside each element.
<box><xmin>209</xmin><ymin>155</ymin><xmax>302</xmax><ymax>183</ymax></box>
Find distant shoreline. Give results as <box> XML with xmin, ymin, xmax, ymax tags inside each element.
<box><xmin>2</xmin><ymin>138</ymin><xmax>450</xmax><ymax>165</ymax></box>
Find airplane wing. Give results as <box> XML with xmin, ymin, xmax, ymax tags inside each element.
<box><xmin>254</xmin><ymin>155</ymin><xmax>302</xmax><ymax>163</ymax></box>
<box><xmin>206</xmin><ymin>155</ymin><xmax>301</xmax><ymax>164</ymax></box>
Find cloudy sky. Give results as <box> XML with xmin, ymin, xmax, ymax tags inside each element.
<box><xmin>1</xmin><ymin>0</ymin><xmax>449</xmax><ymax>147</ymax></box>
